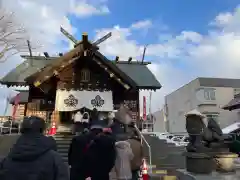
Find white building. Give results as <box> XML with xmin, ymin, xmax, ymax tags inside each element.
<box><xmin>165</xmin><ymin>77</ymin><xmax>240</xmax><ymax>133</ymax></box>
<box><xmin>152</xmin><ymin>109</ymin><xmax>167</xmax><ymax>132</ymax></box>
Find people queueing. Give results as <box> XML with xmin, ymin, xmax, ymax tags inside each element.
<box><xmin>68</xmin><ymin>121</ymin><xmax>94</xmax><ymax>180</ymax></box>
<box><xmin>0</xmin><ymin>116</ymin><xmax>69</xmax><ymax>180</ymax></box>
<box><xmin>84</xmin><ymin>121</ymin><xmax>116</xmax><ymax>180</ymax></box>
<box><xmin>68</xmin><ymin>107</ymin><xmax>141</xmax><ymax>180</ymax></box>
<box><xmin>127</xmin><ymin>129</ymin><xmax>143</xmax><ymax>180</ymax></box>
<box><xmin>115</xmin><ymin>140</ymin><xmax>134</xmax><ymax>180</ymax></box>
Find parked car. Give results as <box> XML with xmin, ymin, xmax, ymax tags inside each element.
<box><xmin>175</xmin><ymin>136</ymin><xmax>189</xmax><ymax>147</ymax></box>
<box><xmin>165</xmin><ymin>134</ymin><xmax>176</xmax><ymax>143</ymax></box>
<box><xmin>1</xmin><ymin>120</ymin><xmax>20</xmax><ymax>134</ymax></box>
<box><xmin>155</xmin><ymin>132</ymin><xmax>170</xmax><ymax>139</ymax></box>
<box><xmin>167</xmin><ymin>134</ymin><xmax>189</xmax><ymax>146</ymax></box>
<box><xmin>142</xmin><ymin>132</ymin><xmax>158</xmax><ymax>137</ymax></box>
<box><xmin>222</xmin><ymin>122</ymin><xmax>240</xmax><ymax>156</ymax></box>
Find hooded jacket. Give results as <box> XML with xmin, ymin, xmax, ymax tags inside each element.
<box><xmin>0</xmin><ymin>133</ymin><xmax>69</xmax><ymax>180</ymax></box>
<box><xmin>115</xmin><ymin>141</ymin><xmax>134</xmax><ymax>180</ymax></box>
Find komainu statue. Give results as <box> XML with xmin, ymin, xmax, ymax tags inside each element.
<box><xmin>185</xmin><ymin>109</ymin><xmax>237</xmax><ymax>174</ymax></box>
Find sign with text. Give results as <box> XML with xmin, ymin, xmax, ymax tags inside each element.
<box><xmin>143</xmin><ymin>96</ymin><xmax>146</xmax><ymax>120</ymax></box>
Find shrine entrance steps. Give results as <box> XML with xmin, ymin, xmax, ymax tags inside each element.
<box><xmin>54</xmin><ymin>132</ymin><xmax>73</xmax><ymax>163</ymax></box>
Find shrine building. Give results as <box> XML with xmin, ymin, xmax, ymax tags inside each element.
<box><xmin>0</xmin><ymin>33</ymin><xmax>161</xmax><ymax>128</ymax></box>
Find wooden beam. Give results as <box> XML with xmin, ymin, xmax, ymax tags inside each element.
<box><xmin>92</xmin><ymin>56</ymin><xmax>130</xmax><ymax>90</ymax></box>
<box><xmin>21</xmin><ymin>55</ymin><xmax>57</xmax><ymax>61</ymax></box>
<box><xmin>116</xmin><ymin>61</ymin><xmax>151</xmax><ymax>65</ymax></box>
<box><xmin>33</xmin><ymin>55</ymin><xmax>81</xmax><ymax>87</ymax></box>
<box><xmin>31</xmin><ymin>44</ymin><xmax>83</xmax><ymax>87</ymax></box>
<box><xmin>82</xmin><ymin>33</ymin><xmax>88</xmax><ymax>44</ymax></box>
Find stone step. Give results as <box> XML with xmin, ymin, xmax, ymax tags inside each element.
<box><xmin>57</xmin><ymin>142</ymin><xmax>70</xmax><ymax>149</ymax></box>
<box><xmin>54</xmin><ymin>137</ymin><xmax>73</xmax><ymax>141</ymax></box>
<box><xmin>62</xmin><ymin>156</ymin><xmax>68</xmax><ymax>163</ymax></box>
<box><xmin>58</xmin><ymin>148</ymin><xmax>69</xmax><ymax>153</ymax></box>
<box><xmin>56</xmin><ymin>140</ymin><xmax>71</xmax><ymax>145</ymax></box>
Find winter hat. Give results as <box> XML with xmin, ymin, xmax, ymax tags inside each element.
<box><xmin>20</xmin><ymin>116</ymin><xmax>46</xmax><ymax>134</ymax></box>
<box><xmin>90</xmin><ymin>120</ymin><xmax>106</xmax><ymax>130</ymax></box>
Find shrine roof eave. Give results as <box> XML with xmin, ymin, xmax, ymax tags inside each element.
<box><xmin>0</xmin><ymin>81</ymin><xmax>28</xmax><ymax>87</ymax></box>
<box><xmin>0</xmin><ymin>56</ymin><xmax>58</xmax><ymax>87</ymax></box>
<box><xmin>222</xmin><ymin>95</ymin><xmax>240</xmax><ymax>111</ymax></box>
<box><xmin>21</xmin><ymin>43</ymin><xmax>161</xmax><ymax>90</ymax></box>
<box><xmin>24</xmin><ymin>46</ymin><xmax>137</xmax><ymax>90</ymax></box>
<box><xmin>222</xmin><ymin>103</ymin><xmax>240</xmax><ymax>111</ymax></box>
<box><xmin>24</xmin><ymin>45</ymin><xmax>82</xmax><ymax>83</ymax></box>
<box><xmin>137</xmin><ymin>86</ymin><xmax>162</xmax><ymax>91</ymax></box>
<box><xmin>222</xmin><ymin>104</ymin><xmax>240</xmax><ymax>111</ymax></box>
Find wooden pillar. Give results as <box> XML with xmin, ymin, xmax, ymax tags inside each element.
<box><xmin>23</xmin><ymin>103</ymin><xmax>27</xmax><ymax>116</ymax></box>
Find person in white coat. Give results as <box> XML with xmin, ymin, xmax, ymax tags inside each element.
<box><xmin>115</xmin><ymin>141</ymin><xmax>134</xmax><ymax>180</ymax></box>
<box><xmin>73</xmin><ymin>111</ymin><xmax>83</xmax><ymax>135</ymax></box>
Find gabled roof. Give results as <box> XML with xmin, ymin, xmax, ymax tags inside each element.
<box><xmin>1</xmin><ymin>45</ymin><xmax>161</xmax><ymax>90</ymax></box>
<box><xmin>116</xmin><ymin>63</ymin><xmax>161</xmax><ymax>89</ymax></box>
<box><xmin>0</xmin><ymin>57</ymin><xmax>57</xmax><ymax>86</ymax></box>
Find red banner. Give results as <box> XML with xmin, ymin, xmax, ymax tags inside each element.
<box><xmin>143</xmin><ymin>96</ymin><xmax>146</xmax><ymax>120</ymax></box>
<box><xmin>12</xmin><ymin>93</ymin><xmax>20</xmax><ymax>120</ymax></box>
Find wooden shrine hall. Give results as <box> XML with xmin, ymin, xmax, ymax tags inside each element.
<box><xmin>0</xmin><ymin>32</ymin><xmax>161</xmax><ymax>127</ymax></box>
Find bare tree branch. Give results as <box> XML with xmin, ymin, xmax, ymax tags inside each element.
<box><xmin>0</xmin><ymin>9</ymin><xmax>41</xmax><ymax>62</ymax></box>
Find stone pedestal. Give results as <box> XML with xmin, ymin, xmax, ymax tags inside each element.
<box><xmin>184</xmin><ymin>152</ymin><xmax>214</xmax><ymax>174</ymax></box>
<box><xmin>214</xmin><ymin>153</ymin><xmax>238</xmax><ymax>172</ymax></box>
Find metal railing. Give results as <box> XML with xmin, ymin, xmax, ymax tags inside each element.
<box><xmin>134</xmin><ymin>125</ymin><xmax>152</xmax><ymax>172</ymax></box>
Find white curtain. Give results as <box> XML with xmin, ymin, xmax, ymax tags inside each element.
<box><xmin>55</xmin><ymin>90</ymin><xmax>114</xmax><ymax>112</ymax></box>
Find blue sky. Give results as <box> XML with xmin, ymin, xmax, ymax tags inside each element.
<box><xmin>69</xmin><ymin>0</ymin><xmax>239</xmax><ymax>41</ymax></box>
<box><xmin>1</xmin><ymin>0</ymin><xmax>240</xmax><ymax>114</ymax></box>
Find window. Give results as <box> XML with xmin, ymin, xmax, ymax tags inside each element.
<box><xmin>80</xmin><ymin>69</ymin><xmax>90</xmax><ymax>82</ymax></box>
<box><xmin>204</xmin><ymin>88</ymin><xmax>216</xmax><ymax>100</ymax></box>
<box><xmin>233</xmin><ymin>88</ymin><xmax>240</xmax><ymax>96</ymax></box>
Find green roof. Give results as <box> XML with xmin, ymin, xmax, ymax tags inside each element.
<box><xmin>0</xmin><ymin>57</ymin><xmax>57</xmax><ymax>86</ymax></box>
<box><xmin>116</xmin><ymin>63</ymin><xmax>161</xmax><ymax>89</ymax></box>
<box><xmin>1</xmin><ymin>55</ymin><xmax>161</xmax><ymax>90</ymax></box>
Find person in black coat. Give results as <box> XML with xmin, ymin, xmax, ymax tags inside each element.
<box><xmin>85</xmin><ymin>121</ymin><xmax>116</xmax><ymax>180</ymax></box>
<box><xmin>68</xmin><ymin>124</ymin><xmax>102</xmax><ymax>180</ymax></box>
<box><xmin>47</xmin><ymin>135</ymin><xmax>57</xmax><ymax>151</ymax></box>
<box><xmin>0</xmin><ymin>116</ymin><xmax>69</xmax><ymax>180</ymax></box>
<box><xmin>86</xmin><ymin>131</ymin><xmax>116</xmax><ymax>180</ymax></box>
